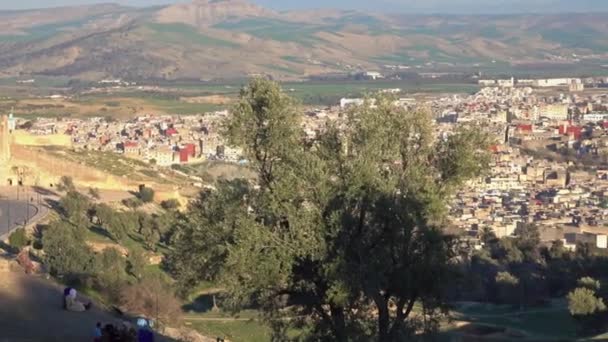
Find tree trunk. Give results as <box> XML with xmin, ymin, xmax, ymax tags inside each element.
<box><xmin>330</xmin><ymin>304</ymin><xmax>348</xmax><ymax>342</ymax></box>
<box><xmin>375</xmin><ymin>296</ymin><xmax>390</xmax><ymax>342</ymax></box>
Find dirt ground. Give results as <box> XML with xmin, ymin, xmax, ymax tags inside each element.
<box><xmin>0</xmin><ymin>257</ymin><xmax>175</xmax><ymax>341</ymax></box>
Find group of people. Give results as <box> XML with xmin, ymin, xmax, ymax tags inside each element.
<box><xmin>93</xmin><ymin>319</ymin><xmax>155</xmax><ymax>342</ymax></box>
<box><xmin>62</xmin><ymin>287</ymin><xmax>154</xmax><ymax>342</ymax></box>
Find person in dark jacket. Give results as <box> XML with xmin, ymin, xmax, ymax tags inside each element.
<box><xmin>137</xmin><ymin>318</ymin><xmax>154</xmax><ymax>342</ymax></box>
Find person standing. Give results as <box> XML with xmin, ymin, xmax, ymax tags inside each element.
<box><xmin>93</xmin><ymin>322</ymin><xmax>103</xmax><ymax>342</ymax></box>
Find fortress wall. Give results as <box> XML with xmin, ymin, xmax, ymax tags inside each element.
<box><xmin>10</xmin><ymin>145</ymin><xmax>135</xmax><ymax>190</ymax></box>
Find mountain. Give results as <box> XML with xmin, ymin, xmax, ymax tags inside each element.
<box><xmin>0</xmin><ymin>0</ymin><xmax>607</xmax><ymax>81</ymax></box>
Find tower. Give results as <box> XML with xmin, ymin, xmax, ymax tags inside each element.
<box><xmin>0</xmin><ymin>114</ymin><xmax>10</xmax><ymax>162</ymax></box>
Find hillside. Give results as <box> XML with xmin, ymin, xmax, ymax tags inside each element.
<box><xmin>0</xmin><ymin>0</ymin><xmax>607</xmax><ymax>80</ymax></box>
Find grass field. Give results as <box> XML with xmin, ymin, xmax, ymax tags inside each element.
<box><xmin>445</xmin><ymin>301</ymin><xmax>578</xmax><ymax>340</ymax></box>
<box><xmin>186</xmin><ymin>319</ymin><xmax>271</xmax><ymax>342</ymax></box>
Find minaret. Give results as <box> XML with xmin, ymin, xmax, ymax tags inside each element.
<box><xmin>0</xmin><ymin>114</ymin><xmax>10</xmax><ymax>162</ymax></box>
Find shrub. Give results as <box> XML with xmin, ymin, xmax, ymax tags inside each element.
<box><xmin>568</xmin><ymin>287</ymin><xmax>606</xmax><ymax>316</ymax></box>
<box><xmin>127</xmin><ymin>248</ymin><xmax>148</xmax><ymax>280</ymax></box>
<box><xmin>119</xmin><ymin>273</ymin><xmax>182</xmax><ymax>326</ymax></box>
<box><xmin>88</xmin><ymin>187</ymin><xmax>101</xmax><ymax>200</ymax></box>
<box><xmin>9</xmin><ymin>228</ymin><xmax>30</xmax><ymax>250</ymax></box>
<box><xmin>123</xmin><ymin>197</ymin><xmax>143</xmax><ymax>210</ymax></box>
<box><xmin>160</xmin><ymin>199</ymin><xmax>180</xmax><ymax>210</ymax></box>
<box><xmin>42</xmin><ymin>221</ymin><xmax>97</xmax><ymax>279</ymax></box>
<box><xmin>56</xmin><ymin>176</ymin><xmax>76</xmax><ymax>192</ymax></box>
<box><xmin>138</xmin><ymin>187</ymin><xmax>155</xmax><ymax>203</ymax></box>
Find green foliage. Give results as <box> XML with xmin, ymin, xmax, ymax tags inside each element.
<box><xmin>56</xmin><ymin>176</ymin><xmax>76</xmax><ymax>192</ymax></box>
<box><xmin>568</xmin><ymin>288</ymin><xmax>606</xmax><ymax>316</ymax></box>
<box><xmin>140</xmin><ymin>218</ymin><xmax>161</xmax><ymax>251</ymax></box>
<box><xmin>127</xmin><ymin>248</ymin><xmax>148</xmax><ymax>279</ymax></box>
<box><xmin>168</xmin><ymin>79</ymin><xmax>490</xmax><ymax>341</ymax></box>
<box><xmin>42</xmin><ymin>221</ymin><xmax>97</xmax><ymax>279</ymax></box>
<box><xmin>59</xmin><ymin>191</ymin><xmax>91</xmax><ymax>229</ymax></box>
<box><xmin>123</xmin><ymin>197</ymin><xmax>144</xmax><ymax>209</ymax></box>
<box><xmin>95</xmin><ymin>248</ymin><xmax>128</xmax><ymax>301</ymax></box>
<box><xmin>491</xmin><ymin>238</ymin><xmax>524</xmax><ymax>264</ymax></box>
<box><xmin>160</xmin><ymin>199</ymin><xmax>180</xmax><ymax>210</ymax></box>
<box><xmin>495</xmin><ymin>272</ymin><xmax>521</xmax><ymax>305</ymax></box>
<box><xmin>138</xmin><ymin>187</ymin><xmax>155</xmax><ymax>203</ymax></box>
<box><xmin>578</xmin><ymin>277</ymin><xmax>601</xmax><ymax>292</ymax></box>
<box><xmin>94</xmin><ymin>204</ymin><xmax>139</xmax><ymax>241</ymax></box>
<box><xmin>88</xmin><ymin>187</ymin><xmax>101</xmax><ymax>200</ymax></box>
<box><xmin>514</xmin><ymin>224</ymin><xmax>541</xmax><ymax>262</ymax></box>
<box><xmin>8</xmin><ymin>228</ymin><xmax>30</xmax><ymax>250</ymax></box>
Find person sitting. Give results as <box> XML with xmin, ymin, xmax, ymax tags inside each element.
<box><xmin>64</xmin><ymin>288</ymin><xmax>92</xmax><ymax>312</ymax></box>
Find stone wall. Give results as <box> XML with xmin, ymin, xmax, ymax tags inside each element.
<box><xmin>9</xmin><ymin>145</ymin><xmax>133</xmax><ymax>190</ymax></box>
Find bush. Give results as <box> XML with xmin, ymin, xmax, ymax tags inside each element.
<box><xmin>123</xmin><ymin>198</ymin><xmax>143</xmax><ymax>210</ymax></box>
<box><xmin>495</xmin><ymin>271</ymin><xmax>520</xmax><ymax>305</ymax></box>
<box><xmin>127</xmin><ymin>248</ymin><xmax>148</xmax><ymax>279</ymax></box>
<box><xmin>88</xmin><ymin>187</ymin><xmax>101</xmax><ymax>200</ymax></box>
<box><xmin>56</xmin><ymin>176</ymin><xmax>76</xmax><ymax>192</ymax></box>
<box><xmin>9</xmin><ymin>228</ymin><xmax>30</xmax><ymax>250</ymax></box>
<box><xmin>119</xmin><ymin>274</ymin><xmax>182</xmax><ymax>326</ymax></box>
<box><xmin>94</xmin><ymin>248</ymin><xmax>128</xmax><ymax>302</ymax></box>
<box><xmin>42</xmin><ymin>221</ymin><xmax>97</xmax><ymax>279</ymax></box>
<box><xmin>138</xmin><ymin>187</ymin><xmax>155</xmax><ymax>203</ymax></box>
<box><xmin>160</xmin><ymin>199</ymin><xmax>180</xmax><ymax>210</ymax></box>
<box><xmin>568</xmin><ymin>287</ymin><xmax>606</xmax><ymax>316</ymax></box>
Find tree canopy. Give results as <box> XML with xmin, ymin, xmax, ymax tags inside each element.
<box><xmin>167</xmin><ymin>78</ymin><xmax>490</xmax><ymax>341</ymax></box>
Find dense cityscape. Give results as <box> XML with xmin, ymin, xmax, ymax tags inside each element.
<box><xmin>3</xmin><ymin>0</ymin><xmax>608</xmax><ymax>341</ymax></box>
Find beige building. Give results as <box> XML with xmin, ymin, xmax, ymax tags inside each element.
<box><xmin>540</xmin><ymin>104</ymin><xmax>569</xmax><ymax>121</ymax></box>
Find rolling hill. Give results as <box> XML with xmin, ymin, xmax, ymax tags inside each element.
<box><xmin>0</xmin><ymin>0</ymin><xmax>607</xmax><ymax>81</ymax></box>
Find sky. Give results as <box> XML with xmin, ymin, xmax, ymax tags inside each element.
<box><xmin>1</xmin><ymin>0</ymin><xmax>607</xmax><ymax>13</ymax></box>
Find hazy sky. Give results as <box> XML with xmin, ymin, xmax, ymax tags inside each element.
<box><xmin>1</xmin><ymin>0</ymin><xmax>607</xmax><ymax>13</ymax></box>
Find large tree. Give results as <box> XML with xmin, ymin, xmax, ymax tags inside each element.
<box><xmin>168</xmin><ymin>78</ymin><xmax>489</xmax><ymax>341</ymax></box>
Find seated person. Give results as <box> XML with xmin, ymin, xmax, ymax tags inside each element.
<box><xmin>64</xmin><ymin>288</ymin><xmax>92</xmax><ymax>312</ymax></box>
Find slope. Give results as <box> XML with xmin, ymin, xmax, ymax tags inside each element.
<box><xmin>0</xmin><ymin>1</ymin><xmax>606</xmax><ymax>80</ymax></box>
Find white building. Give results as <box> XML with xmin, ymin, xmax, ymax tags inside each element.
<box><xmin>534</xmin><ymin>78</ymin><xmax>576</xmax><ymax>87</ymax></box>
<box><xmin>497</xmin><ymin>77</ymin><xmax>515</xmax><ymax>88</ymax></box>
<box><xmin>365</xmin><ymin>71</ymin><xmax>383</xmax><ymax>80</ymax></box>
<box><xmin>478</xmin><ymin>79</ymin><xmax>496</xmax><ymax>86</ymax></box>
<box><xmin>583</xmin><ymin>113</ymin><xmax>608</xmax><ymax>122</ymax></box>
<box><xmin>340</xmin><ymin>98</ymin><xmax>365</xmax><ymax>109</ymax></box>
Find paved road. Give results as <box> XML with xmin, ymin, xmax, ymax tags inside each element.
<box><xmin>0</xmin><ymin>199</ymin><xmax>39</xmax><ymax>237</ymax></box>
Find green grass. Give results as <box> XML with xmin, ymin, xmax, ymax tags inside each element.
<box><xmin>474</xmin><ymin>310</ymin><xmax>577</xmax><ymax>339</ymax></box>
<box><xmin>449</xmin><ymin>301</ymin><xmax>578</xmax><ymax>340</ymax></box>
<box><xmin>146</xmin><ymin>23</ymin><xmax>240</xmax><ymax>48</ymax></box>
<box><xmin>187</xmin><ymin>320</ymin><xmax>271</xmax><ymax>342</ymax></box>
<box><xmin>143</xmin><ymin>97</ymin><xmax>224</xmax><ymax>115</ymax></box>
